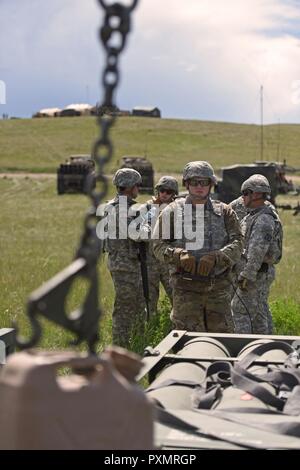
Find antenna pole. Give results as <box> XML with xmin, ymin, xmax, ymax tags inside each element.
<box><xmin>277</xmin><ymin>119</ymin><xmax>281</xmax><ymax>161</ymax></box>
<box><xmin>260</xmin><ymin>85</ymin><xmax>264</xmax><ymax>161</ymax></box>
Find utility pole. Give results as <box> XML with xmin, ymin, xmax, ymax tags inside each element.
<box><xmin>277</xmin><ymin>119</ymin><xmax>281</xmax><ymax>161</ymax></box>
<box><xmin>260</xmin><ymin>85</ymin><xmax>264</xmax><ymax>161</ymax></box>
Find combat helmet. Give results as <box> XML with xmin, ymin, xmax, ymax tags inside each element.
<box><xmin>182</xmin><ymin>161</ymin><xmax>217</xmax><ymax>184</ymax></box>
<box><xmin>241</xmin><ymin>174</ymin><xmax>271</xmax><ymax>194</ymax></box>
<box><xmin>155</xmin><ymin>176</ymin><xmax>179</xmax><ymax>194</ymax></box>
<box><xmin>113</xmin><ymin>168</ymin><xmax>142</xmax><ymax>188</ymax></box>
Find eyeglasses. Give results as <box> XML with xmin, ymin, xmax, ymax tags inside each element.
<box><xmin>242</xmin><ymin>190</ymin><xmax>253</xmax><ymax>196</ymax></box>
<box><xmin>159</xmin><ymin>188</ymin><xmax>174</xmax><ymax>195</ymax></box>
<box><xmin>189</xmin><ymin>178</ymin><xmax>211</xmax><ymax>187</ymax></box>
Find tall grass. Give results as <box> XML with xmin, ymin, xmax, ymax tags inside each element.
<box><xmin>1</xmin><ymin>121</ymin><xmax>300</xmax><ymax>352</ymax></box>
<box><xmin>272</xmin><ymin>298</ymin><xmax>300</xmax><ymax>336</ymax></box>
<box><xmin>1</xmin><ymin>116</ymin><xmax>300</xmax><ymax>174</ymax></box>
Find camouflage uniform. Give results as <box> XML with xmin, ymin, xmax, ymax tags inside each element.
<box><xmin>143</xmin><ymin>176</ymin><xmax>179</xmax><ymax>312</ymax></box>
<box><xmin>153</xmin><ymin>162</ymin><xmax>243</xmax><ymax>333</ymax></box>
<box><xmin>232</xmin><ymin>175</ymin><xmax>283</xmax><ymax>334</ymax></box>
<box><xmin>229</xmin><ymin>196</ymin><xmax>248</xmax><ymax>221</ymax></box>
<box><xmin>104</xmin><ymin>169</ymin><xmax>146</xmax><ymax>347</ymax></box>
<box><xmin>230</xmin><ymin>196</ymin><xmax>275</xmax><ymax>222</ymax></box>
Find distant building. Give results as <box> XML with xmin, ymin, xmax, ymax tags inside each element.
<box><xmin>33</xmin><ymin>107</ymin><xmax>61</xmax><ymax>118</ymax></box>
<box><xmin>60</xmin><ymin>103</ymin><xmax>93</xmax><ymax>117</ymax></box>
<box><xmin>132</xmin><ymin>106</ymin><xmax>161</xmax><ymax>118</ymax></box>
<box><xmin>91</xmin><ymin>104</ymin><xmax>131</xmax><ymax>117</ymax></box>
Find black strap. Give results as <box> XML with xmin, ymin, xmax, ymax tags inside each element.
<box><xmin>155</xmin><ymin>407</ymin><xmax>250</xmax><ymax>449</ymax></box>
<box><xmin>155</xmin><ymin>406</ymin><xmax>300</xmax><ymax>449</ymax></box>
<box><xmin>193</xmin><ymin>342</ymin><xmax>300</xmax><ymax>413</ymax></box>
<box><xmin>197</xmin><ymin>409</ymin><xmax>300</xmax><ymax>438</ymax></box>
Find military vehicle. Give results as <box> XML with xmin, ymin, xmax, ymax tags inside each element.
<box><xmin>254</xmin><ymin>160</ymin><xmax>295</xmax><ymax>194</ymax></box>
<box><xmin>214</xmin><ymin>163</ymin><xmax>278</xmax><ymax>203</ymax></box>
<box><xmin>120</xmin><ymin>156</ymin><xmax>154</xmax><ymax>194</ymax></box>
<box><xmin>140</xmin><ymin>330</ymin><xmax>300</xmax><ymax>450</ymax></box>
<box><xmin>57</xmin><ymin>155</ymin><xmax>96</xmax><ymax>195</ymax></box>
<box><xmin>214</xmin><ymin>161</ymin><xmax>297</xmax><ymax>204</ymax></box>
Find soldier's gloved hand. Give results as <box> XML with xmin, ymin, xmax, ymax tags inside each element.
<box><xmin>179</xmin><ymin>252</ymin><xmax>196</xmax><ymax>274</ymax></box>
<box><xmin>171</xmin><ymin>248</ymin><xmax>196</xmax><ymax>274</ymax></box>
<box><xmin>238</xmin><ymin>276</ymin><xmax>248</xmax><ymax>291</ymax></box>
<box><xmin>215</xmin><ymin>251</ymin><xmax>231</xmax><ymax>268</ymax></box>
<box><xmin>197</xmin><ymin>253</ymin><xmax>216</xmax><ymax>276</ymax></box>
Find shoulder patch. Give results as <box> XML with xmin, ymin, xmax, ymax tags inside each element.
<box><xmin>264</xmin><ymin>233</ymin><xmax>272</xmax><ymax>242</ymax></box>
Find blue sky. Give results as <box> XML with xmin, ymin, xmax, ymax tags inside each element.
<box><xmin>1</xmin><ymin>0</ymin><xmax>300</xmax><ymax>123</ymax></box>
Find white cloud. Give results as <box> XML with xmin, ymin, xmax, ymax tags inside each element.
<box><xmin>1</xmin><ymin>0</ymin><xmax>300</xmax><ymax>122</ymax></box>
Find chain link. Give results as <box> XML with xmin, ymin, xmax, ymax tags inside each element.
<box><xmin>16</xmin><ymin>1</ymin><xmax>139</xmax><ymax>354</ymax></box>
<box><xmin>88</xmin><ymin>0</ymin><xmax>139</xmax><ymax>210</ymax></box>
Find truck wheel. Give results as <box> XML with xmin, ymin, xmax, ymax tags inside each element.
<box><xmin>57</xmin><ymin>178</ymin><xmax>65</xmax><ymax>195</ymax></box>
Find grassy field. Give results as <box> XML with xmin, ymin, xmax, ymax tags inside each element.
<box><xmin>1</xmin><ymin>116</ymin><xmax>300</xmax><ymax>174</ymax></box>
<box><xmin>0</xmin><ymin>116</ymin><xmax>300</xmax><ymax>353</ymax></box>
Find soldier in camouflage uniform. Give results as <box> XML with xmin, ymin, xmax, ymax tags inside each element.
<box><xmin>230</xmin><ymin>195</ymin><xmax>276</xmax><ymax>222</ymax></box>
<box><xmin>231</xmin><ymin>174</ymin><xmax>283</xmax><ymax>334</ymax></box>
<box><xmin>143</xmin><ymin>176</ymin><xmax>179</xmax><ymax>312</ymax></box>
<box><xmin>153</xmin><ymin>162</ymin><xmax>243</xmax><ymax>333</ymax></box>
<box><xmin>104</xmin><ymin>168</ymin><xmax>146</xmax><ymax>347</ymax></box>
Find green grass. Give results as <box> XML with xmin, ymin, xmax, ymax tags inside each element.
<box><xmin>1</xmin><ymin>117</ymin><xmax>300</xmax><ymax>353</ymax></box>
<box><xmin>1</xmin><ymin>116</ymin><xmax>300</xmax><ymax>174</ymax></box>
<box><xmin>272</xmin><ymin>298</ymin><xmax>300</xmax><ymax>336</ymax></box>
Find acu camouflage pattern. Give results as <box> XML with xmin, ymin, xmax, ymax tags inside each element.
<box><xmin>143</xmin><ymin>196</ymin><xmax>174</xmax><ymax>312</ymax></box>
<box><xmin>155</xmin><ymin>176</ymin><xmax>179</xmax><ymax>194</ymax></box>
<box><xmin>229</xmin><ymin>196</ymin><xmax>248</xmax><ymax>221</ymax></box>
<box><xmin>232</xmin><ymin>203</ymin><xmax>282</xmax><ymax>334</ymax></box>
<box><xmin>112</xmin><ymin>168</ymin><xmax>142</xmax><ymax>188</ymax></box>
<box><xmin>182</xmin><ymin>161</ymin><xmax>218</xmax><ymax>184</ymax></box>
<box><xmin>229</xmin><ymin>196</ymin><xmax>276</xmax><ymax>222</ymax></box>
<box><xmin>153</xmin><ymin>195</ymin><xmax>243</xmax><ymax>333</ymax></box>
<box><xmin>104</xmin><ymin>196</ymin><xmax>146</xmax><ymax>347</ymax></box>
<box><xmin>241</xmin><ymin>174</ymin><xmax>271</xmax><ymax>194</ymax></box>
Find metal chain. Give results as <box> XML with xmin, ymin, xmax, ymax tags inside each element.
<box><xmin>15</xmin><ymin>1</ymin><xmax>139</xmax><ymax>354</ymax></box>
<box><xmin>88</xmin><ymin>0</ymin><xmax>140</xmax><ymax>211</ymax></box>
<box><xmin>78</xmin><ymin>0</ymin><xmax>140</xmax><ymax>257</ymax></box>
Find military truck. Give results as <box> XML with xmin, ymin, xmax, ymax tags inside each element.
<box><xmin>214</xmin><ymin>161</ymin><xmax>299</xmax><ymax>204</ymax></box>
<box><xmin>214</xmin><ymin>163</ymin><xmax>278</xmax><ymax>203</ymax></box>
<box><xmin>120</xmin><ymin>156</ymin><xmax>154</xmax><ymax>194</ymax></box>
<box><xmin>253</xmin><ymin>160</ymin><xmax>294</xmax><ymax>194</ymax></box>
<box><xmin>57</xmin><ymin>155</ymin><xmax>96</xmax><ymax>194</ymax></box>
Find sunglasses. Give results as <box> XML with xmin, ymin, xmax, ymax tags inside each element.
<box><xmin>242</xmin><ymin>190</ymin><xmax>253</xmax><ymax>196</ymax></box>
<box><xmin>159</xmin><ymin>188</ymin><xmax>174</xmax><ymax>195</ymax></box>
<box><xmin>189</xmin><ymin>178</ymin><xmax>211</xmax><ymax>187</ymax></box>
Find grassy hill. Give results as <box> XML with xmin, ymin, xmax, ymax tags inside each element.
<box><xmin>1</xmin><ymin>116</ymin><xmax>300</xmax><ymax>174</ymax></box>
<box><xmin>1</xmin><ymin>116</ymin><xmax>300</xmax><ymax>352</ymax></box>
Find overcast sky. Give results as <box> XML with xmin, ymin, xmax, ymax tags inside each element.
<box><xmin>1</xmin><ymin>0</ymin><xmax>300</xmax><ymax>123</ymax></box>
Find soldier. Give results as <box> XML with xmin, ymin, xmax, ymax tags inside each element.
<box><xmin>230</xmin><ymin>195</ymin><xmax>276</xmax><ymax>222</ymax></box>
<box><xmin>143</xmin><ymin>176</ymin><xmax>179</xmax><ymax>312</ymax></box>
<box><xmin>231</xmin><ymin>174</ymin><xmax>283</xmax><ymax>334</ymax></box>
<box><xmin>153</xmin><ymin>161</ymin><xmax>243</xmax><ymax>333</ymax></box>
<box><xmin>104</xmin><ymin>168</ymin><xmax>146</xmax><ymax>347</ymax></box>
